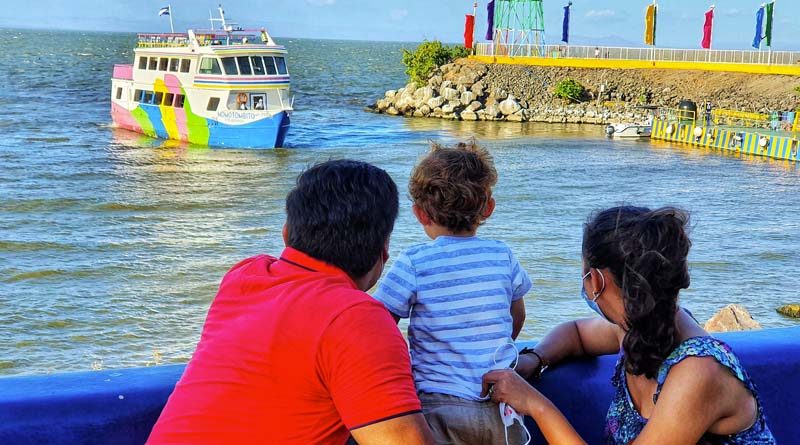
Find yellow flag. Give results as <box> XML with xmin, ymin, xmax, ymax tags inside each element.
<box><xmin>644</xmin><ymin>4</ymin><xmax>657</xmax><ymax>46</ymax></box>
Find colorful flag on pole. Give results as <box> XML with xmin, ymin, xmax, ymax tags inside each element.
<box><xmin>764</xmin><ymin>1</ymin><xmax>774</xmax><ymax>47</ymax></box>
<box><xmin>158</xmin><ymin>6</ymin><xmax>170</xmax><ymax>16</ymax></box>
<box><xmin>562</xmin><ymin>2</ymin><xmax>572</xmax><ymax>44</ymax></box>
<box><xmin>464</xmin><ymin>14</ymin><xmax>476</xmax><ymax>49</ymax></box>
<box><xmin>701</xmin><ymin>7</ymin><xmax>714</xmax><ymax>49</ymax></box>
<box><xmin>486</xmin><ymin>0</ymin><xmax>495</xmax><ymax>41</ymax></box>
<box><xmin>753</xmin><ymin>6</ymin><xmax>765</xmax><ymax>49</ymax></box>
<box><xmin>644</xmin><ymin>3</ymin><xmax>657</xmax><ymax>46</ymax></box>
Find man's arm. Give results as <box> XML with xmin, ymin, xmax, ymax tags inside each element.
<box><xmin>319</xmin><ymin>299</ymin><xmax>433</xmax><ymax>445</ymax></box>
<box><xmin>350</xmin><ymin>413</ymin><xmax>433</xmax><ymax>445</ymax></box>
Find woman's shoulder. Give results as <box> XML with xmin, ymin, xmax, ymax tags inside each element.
<box><xmin>657</xmin><ymin>336</ymin><xmax>749</xmax><ymax>393</ymax></box>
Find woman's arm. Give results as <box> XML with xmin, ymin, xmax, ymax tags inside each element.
<box><xmin>632</xmin><ymin>356</ymin><xmax>746</xmax><ymax>445</ymax></box>
<box><xmin>483</xmin><ymin>369</ymin><xmax>586</xmax><ymax>445</ymax></box>
<box><xmin>516</xmin><ymin>317</ymin><xmax>623</xmax><ymax>379</ymax></box>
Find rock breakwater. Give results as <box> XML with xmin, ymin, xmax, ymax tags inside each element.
<box><xmin>369</xmin><ymin>59</ymin><xmax>800</xmax><ymax>124</ymax></box>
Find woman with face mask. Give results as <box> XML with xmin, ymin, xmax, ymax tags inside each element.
<box><xmin>482</xmin><ymin>206</ymin><xmax>775</xmax><ymax>445</ymax></box>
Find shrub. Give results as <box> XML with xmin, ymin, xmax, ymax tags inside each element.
<box><xmin>554</xmin><ymin>78</ymin><xmax>586</xmax><ymax>103</ymax></box>
<box><xmin>795</xmin><ymin>85</ymin><xmax>800</xmax><ymax>95</ymax></box>
<box><xmin>402</xmin><ymin>41</ymin><xmax>470</xmax><ymax>86</ymax></box>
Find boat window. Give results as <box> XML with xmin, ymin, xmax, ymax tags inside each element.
<box><xmin>116</xmin><ymin>87</ymin><xmax>123</xmax><ymax>100</ymax></box>
<box><xmin>250</xmin><ymin>56</ymin><xmax>265</xmax><ymax>75</ymax></box>
<box><xmin>169</xmin><ymin>58</ymin><xmax>179</xmax><ymax>72</ymax></box>
<box><xmin>134</xmin><ymin>89</ymin><xmax>144</xmax><ymax>102</ymax></box>
<box><xmin>138</xmin><ymin>57</ymin><xmax>148</xmax><ymax>70</ymax></box>
<box><xmin>164</xmin><ymin>92</ymin><xmax>175</xmax><ymax>106</ymax></box>
<box><xmin>174</xmin><ymin>94</ymin><xmax>185</xmax><ymax>108</ymax></box>
<box><xmin>221</xmin><ymin>57</ymin><xmax>238</xmax><ymax>75</ymax></box>
<box><xmin>263</xmin><ymin>56</ymin><xmax>277</xmax><ymax>75</ymax></box>
<box><xmin>154</xmin><ymin>91</ymin><xmax>164</xmax><ymax>105</ymax></box>
<box><xmin>266</xmin><ymin>90</ymin><xmax>282</xmax><ymax>109</ymax></box>
<box><xmin>207</xmin><ymin>97</ymin><xmax>220</xmax><ymax>111</ymax></box>
<box><xmin>159</xmin><ymin>58</ymin><xmax>169</xmax><ymax>71</ymax></box>
<box><xmin>274</xmin><ymin>57</ymin><xmax>288</xmax><ymax>75</ymax></box>
<box><xmin>143</xmin><ymin>91</ymin><xmax>154</xmax><ymax>104</ymax></box>
<box><xmin>199</xmin><ymin>57</ymin><xmax>222</xmax><ymax>75</ymax></box>
<box><xmin>180</xmin><ymin>59</ymin><xmax>191</xmax><ymax>73</ymax></box>
<box><xmin>148</xmin><ymin>58</ymin><xmax>158</xmax><ymax>70</ymax></box>
<box><xmin>236</xmin><ymin>56</ymin><xmax>252</xmax><ymax>75</ymax></box>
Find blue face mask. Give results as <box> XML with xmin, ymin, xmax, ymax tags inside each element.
<box><xmin>582</xmin><ymin>270</ymin><xmax>610</xmax><ymax>322</ymax></box>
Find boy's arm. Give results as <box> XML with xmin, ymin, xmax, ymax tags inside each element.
<box><xmin>510</xmin><ymin>298</ymin><xmax>526</xmax><ymax>340</ymax></box>
<box><xmin>372</xmin><ymin>252</ymin><xmax>417</xmax><ymax>321</ymax></box>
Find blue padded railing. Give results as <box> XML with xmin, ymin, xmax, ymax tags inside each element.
<box><xmin>1</xmin><ymin>327</ymin><xmax>798</xmax><ymax>444</ymax></box>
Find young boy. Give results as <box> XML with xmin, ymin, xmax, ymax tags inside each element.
<box><xmin>374</xmin><ymin>141</ymin><xmax>532</xmax><ymax>445</ymax></box>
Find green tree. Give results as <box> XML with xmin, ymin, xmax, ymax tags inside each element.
<box><xmin>402</xmin><ymin>41</ymin><xmax>470</xmax><ymax>86</ymax></box>
<box><xmin>553</xmin><ymin>79</ymin><xmax>586</xmax><ymax>103</ymax></box>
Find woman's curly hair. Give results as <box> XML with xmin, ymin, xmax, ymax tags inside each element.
<box><xmin>409</xmin><ymin>140</ymin><xmax>498</xmax><ymax>233</ymax></box>
<box><xmin>583</xmin><ymin>206</ymin><xmax>692</xmax><ymax>379</ymax></box>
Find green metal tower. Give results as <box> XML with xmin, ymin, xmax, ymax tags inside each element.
<box><xmin>492</xmin><ymin>0</ymin><xmax>546</xmax><ymax>57</ymax></box>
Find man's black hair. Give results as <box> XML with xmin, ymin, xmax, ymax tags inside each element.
<box><xmin>285</xmin><ymin>159</ymin><xmax>399</xmax><ymax>278</ymax></box>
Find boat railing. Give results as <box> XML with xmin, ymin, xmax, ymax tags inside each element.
<box><xmin>474</xmin><ymin>43</ymin><xmax>800</xmax><ymax>67</ymax></box>
<box><xmin>137</xmin><ymin>33</ymin><xmax>192</xmax><ymax>48</ymax></box>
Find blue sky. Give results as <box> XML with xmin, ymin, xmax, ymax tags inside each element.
<box><xmin>0</xmin><ymin>1</ymin><xmax>797</xmax><ymax>50</ymax></box>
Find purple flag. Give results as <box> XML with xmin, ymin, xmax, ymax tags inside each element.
<box><xmin>486</xmin><ymin>0</ymin><xmax>495</xmax><ymax>40</ymax></box>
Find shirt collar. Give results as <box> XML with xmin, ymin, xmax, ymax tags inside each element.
<box><xmin>279</xmin><ymin>247</ymin><xmax>358</xmax><ymax>288</ymax></box>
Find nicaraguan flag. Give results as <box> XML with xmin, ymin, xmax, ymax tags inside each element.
<box><xmin>158</xmin><ymin>6</ymin><xmax>170</xmax><ymax>16</ymax></box>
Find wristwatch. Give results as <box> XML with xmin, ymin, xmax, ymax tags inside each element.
<box><xmin>520</xmin><ymin>347</ymin><xmax>549</xmax><ymax>380</ymax></box>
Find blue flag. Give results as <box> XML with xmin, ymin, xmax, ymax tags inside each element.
<box><xmin>753</xmin><ymin>6</ymin><xmax>764</xmax><ymax>49</ymax></box>
<box><xmin>562</xmin><ymin>2</ymin><xmax>572</xmax><ymax>44</ymax></box>
<box><xmin>486</xmin><ymin>0</ymin><xmax>495</xmax><ymax>41</ymax></box>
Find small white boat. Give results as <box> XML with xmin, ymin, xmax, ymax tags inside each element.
<box><xmin>605</xmin><ymin>123</ymin><xmax>652</xmax><ymax>139</ymax></box>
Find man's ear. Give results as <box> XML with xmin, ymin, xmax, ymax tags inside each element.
<box><xmin>482</xmin><ymin>197</ymin><xmax>496</xmax><ymax>219</ymax></box>
<box><xmin>282</xmin><ymin>223</ymin><xmax>289</xmax><ymax>246</ymax></box>
<box><xmin>412</xmin><ymin>204</ymin><xmax>432</xmax><ymax>226</ymax></box>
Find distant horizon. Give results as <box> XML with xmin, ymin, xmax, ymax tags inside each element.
<box><xmin>1</xmin><ymin>1</ymin><xmax>797</xmax><ymax>52</ymax></box>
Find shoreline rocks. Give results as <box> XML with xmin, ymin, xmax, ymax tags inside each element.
<box><xmin>704</xmin><ymin>304</ymin><xmax>762</xmax><ymax>333</ymax></box>
<box><xmin>368</xmin><ymin>59</ymin><xmax>800</xmax><ymax>124</ymax></box>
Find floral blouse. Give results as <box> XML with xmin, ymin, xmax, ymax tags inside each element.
<box><xmin>605</xmin><ymin>336</ymin><xmax>776</xmax><ymax>444</ymax></box>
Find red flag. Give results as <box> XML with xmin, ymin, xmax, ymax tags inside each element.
<box><xmin>701</xmin><ymin>8</ymin><xmax>714</xmax><ymax>49</ymax></box>
<box><xmin>464</xmin><ymin>14</ymin><xmax>475</xmax><ymax>49</ymax></box>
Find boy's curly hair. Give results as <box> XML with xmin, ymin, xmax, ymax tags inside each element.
<box><xmin>409</xmin><ymin>140</ymin><xmax>498</xmax><ymax>233</ymax></box>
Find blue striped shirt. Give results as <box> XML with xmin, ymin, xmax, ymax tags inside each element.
<box><xmin>373</xmin><ymin>236</ymin><xmax>532</xmax><ymax>400</ymax></box>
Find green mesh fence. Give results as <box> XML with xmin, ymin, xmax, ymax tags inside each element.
<box><xmin>494</xmin><ymin>0</ymin><xmax>545</xmax><ymax>31</ymax></box>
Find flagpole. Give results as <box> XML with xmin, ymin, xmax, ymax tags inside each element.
<box><xmin>169</xmin><ymin>4</ymin><xmax>175</xmax><ymax>33</ymax></box>
<box><xmin>472</xmin><ymin>1</ymin><xmax>478</xmax><ymax>55</ymax></box>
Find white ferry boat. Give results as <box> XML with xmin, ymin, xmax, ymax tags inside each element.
<box><xmin>111</xmin><ymin>6</ymin><xmax>292</xmax><ymax>149</ymax></box>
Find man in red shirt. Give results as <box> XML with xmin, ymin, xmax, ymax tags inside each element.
<box><xmin>148</xmin><ymin>160</ymin><xmax>433</xmax><ymax>445</ymax></box>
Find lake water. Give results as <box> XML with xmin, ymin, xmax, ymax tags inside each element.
<box><xmin>1</xmin><ymin>29</ymin><xmax>799</xmax><ymax>376</ymax></box>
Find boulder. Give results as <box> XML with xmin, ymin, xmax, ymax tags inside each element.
<box><xmin>484</xmin><ymin>104</ymin><xmax>501</xmax><ymax>119</ymax></box>
<box><xmin>499</xmin><ymin>96</ymin><xmax>522</xmax><ymax>116</ymax></box>
<box><xmin>471</xmin><ymin>81</ymin><xmax>486</xmax><ymax>97</ymax></box>
<box><xmin>467</xmin><ymin>101</ymin><xmax>483</xmax><ymax>112</ymax></box>
<box><xmin>440</xmin><ymin>63</ymin><xmax>454</xmax><ymax>75</ymax></box>
<box><xmin>385</xmin><ymin>90</ymin><xmax>397</xmax><ymax>99</ymax></box>
<box><xmin>777</xmin><ymin>304</ymin><xmax>800</xmax><ymax>318</ymax></box>
<box><xmin>440</xmin><ymin>80</ymin><xmax>454</xmax><ymax>91</ymax></box>
<box><xmin>375</xmin><ymin>99</ymin><xmax>390</xmax><ymax>112</ymax></box>
<box><xmin>428</xmin><ymin>75</ymin><xmax>443</xmax><ymax>88</ymax></box>
<box><xmin>386</xmin><ymin>106</ymin><xmax>399</xmax><ymax>116</ymax></box>
<box><xmin>460</xmin><ymin>91</ymin><xmax>476</xmax><ymax>106</ymax></box>
<box><xmin>704</xmin><ymin>304</ymin><xmax>762</xmax><ymax>333</ymax></box>
<box><xmin>442</xmin><ymin>87</ymin><xmax>460</xmax><ymax>102</ymax></box>
<box><xmin>414</xmin><ymin>86</ymin><xmax>435</xmax><ymax>103</ymax></box>
<box><xmin>507</xmin><ymin>110</ymin><xmax>526</xmax><ymax>122</ymax></box>
<box><xmin>405</xmin><ymin>83</ymin><xmax>418</xmax><ymax>95</ymax></box>
<box><xmin>417</xmin><ymin>104</ymin><xmax>432</xmax><ymax>117</ymax></box>
<box><xmin>490</xmin><ymin>87</ymin><xmax>508</xmax><ymax>101</ymax></box>
<box><xmin>460</xmin><ymin>110</ymin><xmax>478</xmax><ymax>121</ymax></box>
<box><xmin>427</xmin><ymin>96</ymin><xmax>446</xmax><ymax>109</ymax></box>
<box><xmin>441</xmin><ymin>103</ymin><xmax>457</xmax><ymax>114</ymax></box>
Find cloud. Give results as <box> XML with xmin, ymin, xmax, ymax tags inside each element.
<box><xmin>306</xmin><ymin>0</ymin><xmax>335</xmax><ymax>5</ymax></box>
<box><xmin>585</xmin><ymin>9</ymin><xmax>616</xmax><ymax>18</ymax></box>
<box><xmin>390</xmin><ymin>9</ymin><xmax>409</xmax><ymax>21</ymax></box>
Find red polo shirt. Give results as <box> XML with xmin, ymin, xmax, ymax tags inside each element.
<box><xmin>147</xmin><ymin>248</ymin><xmax>421</xmax><ymax>445</ymax></box>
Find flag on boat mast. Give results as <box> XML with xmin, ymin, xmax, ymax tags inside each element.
<box><xmin>753</xmin><ymin>5</ymin><xmax>765</xmax><ymax>49</ymax></box>
<box><xmin>159</xmin><ymin>5</ymin><xmax>174</xmax><ymax>33</ymax></box>
<box><xmin>701</xmin><ymin>5</ymin><xmax>714</xmax><ymax>49</ymax></box>
<box><xmin>644</xmin><ymin>1</ymin><xmax>657</xmax><ymax>46</ymax></box>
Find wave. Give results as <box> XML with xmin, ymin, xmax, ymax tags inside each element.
<box><xmin>0</xmin><ymin>240</ymin><xmax>75</xmax><ymax>252</ymax></box>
